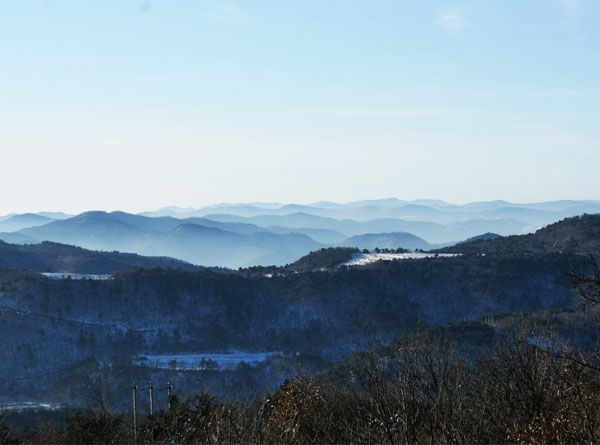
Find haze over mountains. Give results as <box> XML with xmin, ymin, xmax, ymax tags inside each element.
<box><xmin>1</xmin><ymin>199</ymin><xmax>599</xmax><ymax>268</ymax></box>
<box><xmin>2</xmin><ymin>214</ymin><xmax>599</xmax><ymax>409</ymax></box>
<box><xmin>0</xmin><ymin>240</ymin><xmax>200</xmax><ymax>274</ymax></box>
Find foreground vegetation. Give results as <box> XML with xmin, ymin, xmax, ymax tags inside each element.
<box><xmin>2</xmin><ymin>326</ymin><xmax>600</xmax><ymax>444</ymax></box>
<box><xmin>1</xmin><ymin>219</ymin><xmax>600</xmax><ymax>444</ymax></box>
<box><xmin>5</xmin><ymin>257</ymin><xmax>600</xmax><ymax>444</ymax></box>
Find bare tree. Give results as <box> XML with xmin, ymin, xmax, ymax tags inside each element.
<box><xmin>569</xmin><ymin>254</ymin><xmax>600</xmax><ymax>306</ymax></box>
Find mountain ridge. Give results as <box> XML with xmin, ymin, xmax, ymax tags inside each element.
<box><xmin>4</xmin><ymin>211</ymin><xmax>323</xmax><ymax>268</ymax></box>
<box><xmin>0</xmin><ymin>240</ymin><xmax>200</xmax><ymax>274</ymax></box>
<box><xmin>440</xmin><ymin>214</ymin><xmax>600</xmax><ymax>255</ymax></box>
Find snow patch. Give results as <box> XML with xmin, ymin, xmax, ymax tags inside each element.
<box><xmin>0</xmin><ymin>402</ymin><xmax>62</xmax><ymax>411</ymax></box>
<box><xmin>343</xmin><ymin>252</ymin><xmax>460</xmax><ymax>266</ymax></box>
<box><xmin>133</xmin><ymin>352</ymin><xmax>278</xmax><ymax>371</ymax></box>
<box><xmin>42</xmin><ymin>273</ymin><xmax>113</xmax><ymax>280</ymax></box>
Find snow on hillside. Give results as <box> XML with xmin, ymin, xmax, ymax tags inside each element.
<box><xmin>42</xmin><ymin>273</ymin><xmax>113</xmax><ymax>280</ymax></box>
<box><xmin>343</xmin><ymin>252</ymin><xmax>460</xmax><ymax>266</ymax></box>
<box><xmin>0</xmin><ymin>402</ymin><xmax>62</xmax><ymax>411</ymax></box>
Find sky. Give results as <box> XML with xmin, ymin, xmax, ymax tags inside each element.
<box><xmin>1</xmin><ymin>0</ymin><xmax>599</xmax><ymax>214</ymax></box>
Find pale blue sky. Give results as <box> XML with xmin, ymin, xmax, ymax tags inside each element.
<box><xmin>1</xmin><ymin>0</ymin><xmax>599</xmax><ymax>213</ymax></box>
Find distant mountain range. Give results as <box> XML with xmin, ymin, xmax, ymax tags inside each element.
<box><xmin>0</xmin><ymin>213</ymin><xmax>56</xmax><ymax>232</ymax></box>
<box><xmin>2</xmin><ymin>213</ymin><xmax>599</xmax><ymax>407</ymax></box>
<box><xmin>0</xmin><ymin>211</ymin><xmax>322</xmax><ymax>268</ymax></box>
<box><xmin>201</xmin><ymin>212</ymin><xmax>530</xmax><ymax>244</ymax></box>
<box><xmin>0</xmin><ymin>199</ymin><xmax>598</xmax><ymax>267</ymax></box>
<box><xmin>142</xmin><ymin>199</ymin><xmax>600</xmax><ymax>226</ymax></box>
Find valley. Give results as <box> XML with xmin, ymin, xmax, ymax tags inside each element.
<box><xmin>1</xmin><ymin>206</ymin><xmax>599</xmax><ymax>443</ymax></box>
<box><xmin>1</xmin><ymin>212</ymin><xmax>598</xmax><ymax>412</ymax></box>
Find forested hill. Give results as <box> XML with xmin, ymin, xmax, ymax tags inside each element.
<box><xmin>0</xmin><ymin>250</ymin><xmax>578</xmax><ymax>398</ymax></box>
<box><xmin>0</xmin><ymin>240</ymin><xmax>200</xmax><ymax>274</ymax></box>
<box><xmin>439</xmin><ymin>214</ymin><xmax>600</xmax><ymax>255</ymax></box>
<box><xmin>284</xmin><ymin>247</ymin><xmax>359</xmax><ymax>272</ymax></box>
<box><xmin>1</xmin><ymin>213</ymin><xmax>598</xmax><ymax>407</ymax></box>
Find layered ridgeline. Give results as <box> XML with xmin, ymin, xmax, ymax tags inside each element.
<box><xmin>141</xmin><ymin>199</ymin><xmax>600</xmax><ymax>225</ymax></box>
<box><xmin>438</xmin><ymin>213</ymin><xmax>600</xmax><ymax>255</ymax></box>
<box><xmin>0</xmin><ymin>240</ymin><xmax>200</xmax><ymax>274</ymax></box>
<box><xmin>0</xmin><ymin>211</ymin><xmax>322</xmax><ymax>268</ymax></box>
<box><xmin>0</xmin><ymin>215</ymin><xmax>598</xmax><ymax>408</ymax></box>
<box><xmin>0</xmin><ymin>212</ymin><xmax>71</xmax><ymax>233</ymax></box>
<box><xmin>1</xmin><ymin>199</ymin><xmax>599</xmax><ymax>268</ymax></box>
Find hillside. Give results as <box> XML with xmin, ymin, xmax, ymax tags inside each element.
<box><xmin>0</xmin><ymin>250</ymin><xmax>581</xmax><ymax>406</ymax></box>
<box><xmin>339</xmin><ymin>231</ymin><xmax>431</xmax><ymax>251</ymax></box>
<box><xmin>0</xmin><ymin>213</ymin><xmax>54</xmax><ymax>232</ymax></box>
<box><xmin>460</xmin><ymin>232</ymin><xmax>503</xmax><ymax>243</ymax></box>
<box><xmin>1</xmin><ymin>213</ymin><xmax>598</xmax><ymax>409</ymax></box>
<box><xmin>284</xmin><ymin>247</ymin><xmax>359</xmax><ymax>272</ymax></box>
<box><xmin>440</xmin><ymin>214</ymin><xmax>600</xmax><ymax>255</ymax></box>
<box><xmin>0</xmin><ymin>240</ymin><xmax>200</xmax><ymax>274</ymax></box>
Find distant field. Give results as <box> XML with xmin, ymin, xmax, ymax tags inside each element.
<box><xmin>133</xmin><ymin>352</ymin><xmax>278</xmax><ymax>371</ymax></box>
<box><xmin>42</xmin><ymin>273</ymin><xmax>112</xmax><ymax>280</ymax></box>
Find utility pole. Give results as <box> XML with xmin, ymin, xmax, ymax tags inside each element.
<box><xmin>148</xmin><ymin>382</ymin><xmax>154</xmax><ymax>415</ymax></box>
<box><xmin>167</xmin><ymin>382</ymin><xmax>172</xmax><ymax>411</ymax></box>
<box><xmin>132</xmin><ymin>384</ymin><xmax>138</xmax><ymax>444</ymax></box>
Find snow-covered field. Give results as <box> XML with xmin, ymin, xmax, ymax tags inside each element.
<box><xmin>133</xmin><ymin>352</ymin><xmax>278</xmax><ymax>371</ymax></box>
<box><xmin>0</xmin><ymin>402</ymin><xmax>62</xmax><ymax>411</ymax></box>
<box><xmin>42</xmin><ymin>272</ymin><xmax>112</xmax><ymax>280</ymax></box>
<box><xmin>343</xmin><ymin>252</ymin><xmax>461</xmax><ymax>266</ymax></box>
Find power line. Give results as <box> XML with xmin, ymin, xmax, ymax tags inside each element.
<box><xmin>2</xmin><ymin>363</ymin><xmax>85</xmax><ymax>382</ymax></box>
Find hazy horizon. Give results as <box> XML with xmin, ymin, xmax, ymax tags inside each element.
<box><xmin>2</xmin><ymin>197</ymin><xmax>600</xmax><ymax>217</ymax></box>
<box><xmin>2</xmin><ymin>1</ymin><xmax>599</xmax><ymax>213</ymax></box>
<box><xmin>3</xmin><ymin>2</ymin><xmax>600</xmax><ymax>438</ymax></box>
